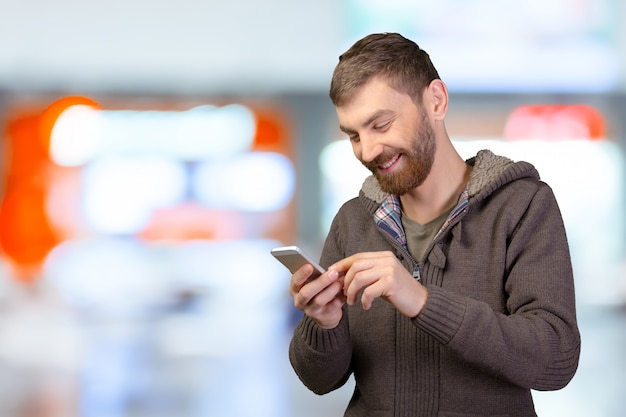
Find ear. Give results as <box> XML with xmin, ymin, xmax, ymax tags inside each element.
<box><xmin>426</xmin><ymin>79</ymin><xmax>448</xmax><ymax>120</ymax></box>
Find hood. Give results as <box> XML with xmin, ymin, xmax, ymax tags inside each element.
<box><xmin>360</xmin><ymin>149</ymin><xmax>540</xmax><ymax>204</ymax></box>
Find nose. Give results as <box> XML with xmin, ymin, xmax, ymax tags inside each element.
<box><xmin>358</xmin><ymin>134</ymin><xmax>384</xmax><ymax>163</ymax></box>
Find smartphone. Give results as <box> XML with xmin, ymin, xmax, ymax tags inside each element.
<box><xmin>271</xmin><ymin>246</ymin><xmax>325</xmax><ymax>279</ymax></box>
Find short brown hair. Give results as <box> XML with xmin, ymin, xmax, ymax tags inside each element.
<box><xmin>329</xmin><ymin>33</ymin><xmax>440</xmax><ymax>107</ymax></box>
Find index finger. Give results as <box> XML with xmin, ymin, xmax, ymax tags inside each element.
<box><xmin>328</xmin><ymin>253</ymin><xmax>367</xmax><ymax>274</ymax></box>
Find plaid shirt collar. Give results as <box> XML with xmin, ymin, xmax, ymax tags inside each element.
<box><xmin>373</xmin><ymin>189</ymin><xmax>470</xmax><ymax>249</ymax></box>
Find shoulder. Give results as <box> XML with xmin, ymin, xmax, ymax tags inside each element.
<box><xmin>467</xmin><ymin>149</ymin><xmax>542</xmax><ymax>200</ymax></box>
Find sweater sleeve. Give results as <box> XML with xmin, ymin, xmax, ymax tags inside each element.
<box><xmin>289</xmin><ymin>312</ymin><xmax>353</xmax><ymax>395</ymax></box>
<box><xmin>288</xmin><ymin>207</ymin><xmax>354</xmax><ymax>395</ymax></box>
<box><xmin>413</xmin><ymin>182</ymin><xmax>581</xmax><ymax>391</ymax></box>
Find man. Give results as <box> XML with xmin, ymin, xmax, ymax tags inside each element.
<box><xmin>288</xmin><ymin>33</ymin><xmax>580</xmax><ymax>416</ymax></box>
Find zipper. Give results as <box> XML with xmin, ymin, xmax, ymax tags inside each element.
<box><xmin>372</xmin><ymin>189</ymin><xmax>469</xmax><ymax>284</ymax></box>
<box><xmin>376</xmin><ymin>204</ymin><xmax>468</xmax><ymax>283</ymax></box>
<box><xmin>377</xmin><ymin>229</ymin><xmax>421</xmax><ymax>281</ymax></box>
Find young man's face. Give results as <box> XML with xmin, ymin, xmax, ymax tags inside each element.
<box><xmin>336</xmin><ymin>77</ymin><xmax>436</xmax><ymax>195</ymax></box>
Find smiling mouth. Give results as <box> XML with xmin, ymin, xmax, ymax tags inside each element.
<box><xmin>379</xmin><ymin>154</ymin><xmax>401</xmax><ymax>170</ymax></box>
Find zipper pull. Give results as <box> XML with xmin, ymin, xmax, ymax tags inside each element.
<box><xmin>412</xmin><ymin>264</ymin><xmax>421</xmax><ymax>281</ymax></box>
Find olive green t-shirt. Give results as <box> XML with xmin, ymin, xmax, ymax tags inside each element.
<box><xmin>402</xmin><ymin>208</ymin><xmax>452</xmax><ymax>262</ymax></box>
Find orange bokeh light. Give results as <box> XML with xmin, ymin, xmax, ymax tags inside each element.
<box><xmin>0</xmin><ymin>97</ymin><xmax>99</xmax><ymax>282</ymax></box>
<box><xmin>504</xmin><ymin>104</ymin><xmax>606</xmax><ymax>141</ymax></box>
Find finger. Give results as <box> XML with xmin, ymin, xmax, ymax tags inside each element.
<box><xmin>293</xmin><ymin>264</ymin><xmax>315</xmax><ymax>286</ymax></box>
<box><xmin>295</xmin><ymin>278</ymin><xmax>343</xmax><ymax>312</ymax></box>
<box><xmin>337</xmin><ymin>255</ymin><xmax>368</xmax><ymax>296</ymax></box>
<box><xmin>293</xmin><ymin>269</ymin><xmax>340</xmax><ymax>308</ymax></box>
<box><xmin>332</xmin><ymin>251</ymin><xmax>388</xmax><ymax>281</ymax></box>
<box><xmin>290</xmin><ymin>263</ymin><xmax>325</xmax><ymax>298</ymax></box>
<box><xmin>360</xmin><ymin>280</ymin><xmax>384</xmax><ymax>310</ymax></box>
<box><xmin>345</xmin><ymin>267</ymin><xmax>379</xmax><ymax>306</ymax></box>
<box><xmin>327</xmin><ymin>291</ymin><xmax>347</xmax><ymax>314</ymax></box>
<box><xmin>330</xmin><ymin>254</ymin><xmax>355</xmax><ymax>273</ymax></box>
<box><xmin>330</xmin><ymin>252</ymin><xmax>374</xmax><ymax>273</ymax></box>
<box><xmin>345</xmin><ymin>255</ymin><xmax>397</xmax><ymax>305</ymax></box>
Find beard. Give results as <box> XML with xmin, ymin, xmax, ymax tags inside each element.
<box><xmin>361</xmin><ymin>108</ymin><xmax>436</xmax><ymax>195</ymax></box>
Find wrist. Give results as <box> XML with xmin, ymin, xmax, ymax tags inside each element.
<box><xmin>411</xmin><ymin>284</ymin><xmax>428</xmax><ymax>318</ymax></box>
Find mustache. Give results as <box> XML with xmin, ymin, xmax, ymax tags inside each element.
<box><xmin>361</xmin><ymin>150</ymin><xmax>402</xmax><ymax>171</ymax></box>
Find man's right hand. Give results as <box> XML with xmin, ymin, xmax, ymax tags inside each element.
<box><xmin>289</xmin><ymin>264</ymin><xmax>346</xmax><ymax>329</ymax></box>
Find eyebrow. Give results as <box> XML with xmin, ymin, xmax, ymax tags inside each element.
<box><xmin>339</xmin><ymin>109</ymin><xmax>395</xmax><ymax>134</ymax></box>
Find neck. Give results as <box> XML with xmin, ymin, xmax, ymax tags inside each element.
<box><xmin>400</xmin><ymin>140</ymin><xmax>471</xmax><ymax>224</ymax></box>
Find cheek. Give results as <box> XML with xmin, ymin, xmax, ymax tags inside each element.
<box><xmin>351</xmin><ymin>142</ymin><xmax>362</xmax><ymax>161</ymax></box>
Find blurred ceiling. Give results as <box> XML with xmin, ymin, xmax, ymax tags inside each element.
<box><xmin>1</xmin><ymin>0</ymin><xmax>624</xmax><ymax>96</ymax></box>
<box><xmin>0</xmin><ymin>0</ymin><xmax>343</xmax><ymax>94</ymax></box>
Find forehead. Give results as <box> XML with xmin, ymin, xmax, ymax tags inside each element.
<box><xmin>336</xmin><ymin>77</ymin><xmax>416</xmax><ymax>128</ymax></box>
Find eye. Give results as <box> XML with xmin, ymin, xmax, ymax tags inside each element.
<box><xmin>349</xmin><ymin>134</ymin><xmax>360</xmax><ymax>143</ymax></box>
<box><xmin>374</xmin><ymin>120</ymin><xmax>391</xmax><ymax>131</ymax></box>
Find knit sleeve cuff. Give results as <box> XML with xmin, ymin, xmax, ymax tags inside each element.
<box><xmin>412</xmin><ymin>286</ymin><xmax>467</xmax><ymax>345</ymax></box>
<box><xmin>296</xmin><ymin>313</ymin><xmax>350</xmax><ymax>353</ymax></box>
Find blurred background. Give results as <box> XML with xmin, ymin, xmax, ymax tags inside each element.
<box><xmin>0</xmin><ymin>0</ymin><xmax>625</xmax><ymax>416</ymax></box>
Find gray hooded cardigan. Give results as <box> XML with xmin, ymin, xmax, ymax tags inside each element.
<box><xmin>289</xmin><ymin>150</ymin><xmax>581</xmax><ymax>417</ymax></box>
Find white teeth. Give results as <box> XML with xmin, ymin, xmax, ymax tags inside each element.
<box><xmin>380</xmin><ymin>155</ymin><xmax>399</xmax><ymax>169</ymax></box>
